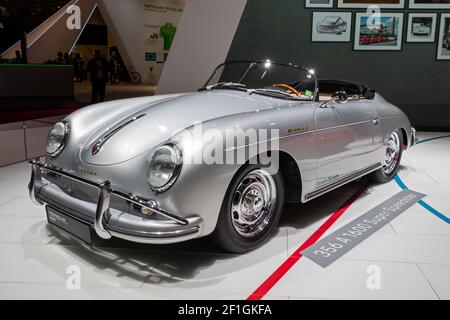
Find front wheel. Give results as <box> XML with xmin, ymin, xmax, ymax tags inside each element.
<box><xmin>370</xmin><ymin>129</ymin><xmax>403</xmax><ymax>183</ymax></box>
<box><xmin>212</xmin><ymin>165</ymin><xmax>284</xmax><ymax>253</ymax></box>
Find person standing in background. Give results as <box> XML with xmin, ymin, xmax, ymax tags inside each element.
<box><xmin>63</xmin><ymin>52</ymin><xmax>71</xmax><ymax>64</ymax></box>
<box><xmin>13</xmin><ymin>50</ymin><xmax>22</xmax><ymax>64</ymax></box>
<box><xmin>109</xmin><ymin>52</ymin><xmax>118</xmax><ymax>84</ymax></box>
<box><xmin>55</xmin><ymin>52</ymin><xmax>64</xmax><ymax>64</ymax></box>
<box><xmin>73</xmin><ymin>53</ymin><xmax>84</xmax><ymax>86</ymax></box>
<box><xmin>87</xmin><ymin>50</ymin><xmax>109</xmax><ymax>103</ymax></box>
<box><xmin>20</xmin><ymin>31</ymin><xmax>27</xmax><ymax>64</ymax></box>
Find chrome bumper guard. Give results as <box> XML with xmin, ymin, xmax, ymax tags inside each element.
<box><xmin>411</xmin><ymin>127</ymin><xmax>418</xmax><ymax>147</ymax></box>
<box><xmin>28</xmin><ymin>159</ymin><xmax>202</xmax><ymax>243</ymax></box>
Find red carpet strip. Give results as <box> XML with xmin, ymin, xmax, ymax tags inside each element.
<box><xmin>247</xmin><ymin>184</ymin><xmax>368</xmax><ymax>300</ymax></box>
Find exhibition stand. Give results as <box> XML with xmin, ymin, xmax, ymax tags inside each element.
<box><xmin>0</xmin><ymin>64</ymin><xmax>74</xmax><ymax>98</ymax></box>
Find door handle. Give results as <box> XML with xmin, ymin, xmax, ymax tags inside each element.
<box><xmin>371</xmin><ymin>117</ymin><xmax>380</xmax><ymax>126</ymax></box>
<box><xmin>319</xmin><ymin>101</ymin><xmax>335</xmax><ymax>109</ymax></box>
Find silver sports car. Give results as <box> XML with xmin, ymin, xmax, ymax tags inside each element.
<box><xmin>29</xmin><ymin>60</ymin><xmax>416</xmax><ymax>253</ymax></box>
<box><xmin>316</xmin><ymin>16</ymin><xmax>348</xmax><ymax>35</ymax></box>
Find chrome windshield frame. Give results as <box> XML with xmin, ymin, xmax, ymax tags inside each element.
<box><xmin>201</xmin><ymin>60</ymin><xmax>319</xmax><ymax>102</ymax></box>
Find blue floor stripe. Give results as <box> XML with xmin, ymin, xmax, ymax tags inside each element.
<box><xmin>418</xmin><ymin>200</ymin><xmax>450</xmax><ymax>224</ymax></box>
<box><xmin>393</xmin><ymin>135</ymin><xmax>450</xmax><ymax>224</ymax></box>
<box><xmin>393</xmin><ymin>175</ymin><xmax>408</xmax><ymax>190</ymax></box>
<box><xmin>394</xmin><ymin>175</ymin><xmax>450</xmax><ymax>224</ymax></box>
<box><xmin>417</xmin><ymin>134</ymin><xmax>450</xmax><ymax>145</ymax></box>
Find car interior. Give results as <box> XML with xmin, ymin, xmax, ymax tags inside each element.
<box><xmin>315</xmin><ymin>79</ymin><xmax>376</xmax><ymax>101</ymax></box>
<box><xmin>278</xmin><ymin>79</ymin><xmax>376</xmax><ymax>101</ymax></box>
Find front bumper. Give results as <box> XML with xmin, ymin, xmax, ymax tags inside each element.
<box><xmin>28</xmin><ymin>159</ymin><xmax>204</xmax><ymax>244</ymax></box>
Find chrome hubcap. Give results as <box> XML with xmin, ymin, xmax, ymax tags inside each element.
<box><xmin>383</xmin><ymin>132</ymin><xmax>401</xmax><ymax>175</ymax></box>
<box><xmin>231</xmin><ymin>169</ymin><xmax>277</xmax><ymax>238</ymax></box>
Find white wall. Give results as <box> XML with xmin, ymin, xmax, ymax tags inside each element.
<box><xmin>156</xmin><ymin>0</ymin><xmax>247</xmax><ymax>94</ymax></box>
<box><xmin>99</xmin><ymin>0</ymin><xmax>186</xmax><ymax>85</ymax></box>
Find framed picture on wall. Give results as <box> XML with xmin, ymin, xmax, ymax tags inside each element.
<box><xmin>409</xmin><ymin>0</ymin><xmax>450</xmax><ymax>9</ymax></box>
<box><xmin>312</xmin><ymin>12</ymin><xmax>352</xmax><ymax>42</ymax></box>
<box><xmin>354</xmin><ymin>13</ymin><xmax>404</xmax><ymax>50</ymax></box>
<box><xmin>306</xmin><ymin>0</ymin><xmax>334</xmax><ymax>8</ymax></box>
<box><xmin>437</xmin><ymin>13</ymin><xmax>450</xmax><ymax>60</ymax></box>
<box><xmin>407</xmin><ymin>13</ymin><xmax>437</xmax><ymax>43</ymax></box>
<box><xmin>338</xmin><ymin>0</ymin><xmax>405</xmax><ymax>8</ymax></box>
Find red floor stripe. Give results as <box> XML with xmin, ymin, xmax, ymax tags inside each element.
<box><xmin>247</xmin><ymin>184</ymin><xmax>368</xmax><ymax>300</ymax></box>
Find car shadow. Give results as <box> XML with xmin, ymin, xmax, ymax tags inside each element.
<box><xmin>279</xmin><ymin>179</ymin><xmax>367</xmax><ymax>229</ymax></box>
<box><xmin>25</xmin><ymin>178</ymin><xmax>371</xmax><ymax>286</ymax></box>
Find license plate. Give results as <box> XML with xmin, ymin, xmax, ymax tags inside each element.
<box><xmin>46</xmin><ymin>207</ymin><xmax>92</xmax><ymax>244</ymax></box>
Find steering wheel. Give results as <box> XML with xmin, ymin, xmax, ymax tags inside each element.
<box><xmin>273</xmin><ymin>84</ymin><xmax>302</xmax><ymax>97</ymax></box>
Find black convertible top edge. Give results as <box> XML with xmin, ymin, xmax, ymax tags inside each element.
<box><xmin>294</xmin><ymin>78</ymin><xmax>376</xmax><ymax>100</ymax></box>
<box><xmin>318</xmin><ymin>79</ymin><xmax>376</xmax><ymax>99</ymax></box>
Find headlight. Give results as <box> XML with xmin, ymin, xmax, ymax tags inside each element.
<box><xmin>147</xmin><ymin>144</ymin><xmax>183</xmax><ymax>193</ymax></box>
<box><xmin>46</xmin><ymin>122</ymin><xmax>70</xmax><ymax>157</ymax></box>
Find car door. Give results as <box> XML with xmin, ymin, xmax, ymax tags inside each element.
<box><xmin>314</xmin><ymin>98</ymin><xmax>382</xmax><ymax>190</ymax></box>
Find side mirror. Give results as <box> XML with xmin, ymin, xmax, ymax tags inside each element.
<box><xmin>332</xmin><ymin>91</ymin><xmax>349</xmax><ymax>104</ymax></box>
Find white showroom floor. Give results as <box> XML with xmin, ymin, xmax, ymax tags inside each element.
<box><xmin>0</xmin><ymin>132</ymin><xmax>449</xmax><ymax>300</ymax></box>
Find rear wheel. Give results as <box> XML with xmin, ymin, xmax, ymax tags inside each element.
<box><xmin>212</xmin><ymin>165</ymin><xmax>284</xmax><ymax>253</ymax></box>
<box><xmin>370</xmin><ymin>129</ymin><xmax>403</xmax><ymax>183</ymax></box>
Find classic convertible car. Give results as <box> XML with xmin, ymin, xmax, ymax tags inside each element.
<box><xmin>316</xmin><ymin>16</ymin><xmax>348</xmax><ymax>35</ymax></box>
<box><xmin>29</xmin><ymin>60</ymin><xmax>416</xmax><ymax>253</ymax></box>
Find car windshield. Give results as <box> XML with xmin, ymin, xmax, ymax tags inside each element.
<box><xmin>202</xmin><ymin>61</ymin><xmax>317</xmax><ymax>101</ymax></box>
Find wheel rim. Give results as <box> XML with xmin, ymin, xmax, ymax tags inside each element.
<box><xmin>383</xmin><ymin>131</ymin><xmax>401</xmax><ymax>175</ymax></box>
<box><xmin>231</xmin><ymin>169</ymin><xmax>277</xmax><ymax>238</ymax></box>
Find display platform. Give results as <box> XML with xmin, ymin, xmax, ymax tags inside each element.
<box><xmin>0</xmin><ymin>132</ymin><xmax>448</xmax><ymax>300</ymax></box>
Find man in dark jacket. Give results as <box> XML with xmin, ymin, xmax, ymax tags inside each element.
<box><xmin>73</xmin><ymin>53</ymin><xmax>84</xmax><ymax>85</ymax></box>
<box><xmin>87</xmin><ymin>50</ymin><xmax>109</xmax><ymax>103</ymax></box>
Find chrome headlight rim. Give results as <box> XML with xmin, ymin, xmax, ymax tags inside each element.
<box><xmin>47</xmin><ymin>121</ymin><xmax>70</xmax><ymax>158</ymax></box>
<box><xmin>147</xmin><ymin>143</ymin><xmax>183</xmax><ymax>193</ymax></box>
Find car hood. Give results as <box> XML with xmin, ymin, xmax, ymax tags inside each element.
<box><xmin>80</xmin><ymin>90</ymin><xmax>274</xmax><ymax>166</ymax></box>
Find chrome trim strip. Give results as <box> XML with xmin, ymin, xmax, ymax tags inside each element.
<box><xmin>91</xmin><ymin>114</ymin><xmax>146</xmax><ymax>155</ymax></box>
<box><xmin>109</xmin><ymin>226</ymin><xmax>200</xmax><ymax>242</ymax></box>
<box><xmin>229</xmin><ymin>118</ymin><xmax>381</xmax><ymax>152</ymax></box>
<box><xmin>28</xmin><ymin>164</ymin><xmax>43</xmax><ymax>205</ymax></box>
<box><xmin>31</xmin><ymin>160</ymin><xmax>102</xmax><ymax>188</ymax></box>
<box><xmin>314</xmin><ymin>119</ymin><xmax>374</xmax><ymax>133</ymax></box>
<box><xmin>305</xmin><ymin>163</ymin><xmax>381</xmax><ymax>201</ymax></box>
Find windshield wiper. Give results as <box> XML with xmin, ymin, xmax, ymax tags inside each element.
<box><xmin>248</xmin><ymin>88</ymin><xmax>298</xmax><ymax>98</ymax></box>
<box><xmin>206</xmin><ymin>82</ymin><xmax>247</xmax><ymax>91</ymax></box>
